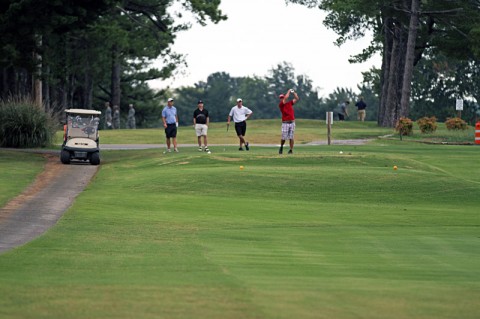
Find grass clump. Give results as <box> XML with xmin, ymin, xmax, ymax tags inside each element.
<box><xmin>0</xmin><ymin>97</ymin><xmax>56</xmax><ymax>148</ymax></box>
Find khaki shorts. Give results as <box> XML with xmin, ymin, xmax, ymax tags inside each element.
<box><xmin>195</xmin><ymin>124</ymin><xmax>208</xmax><ymax>136</ymax></box>
<box><xmin>357</xmin><ymin>109</ymin><xmax>366</xmax><ymax>121</ymax></box>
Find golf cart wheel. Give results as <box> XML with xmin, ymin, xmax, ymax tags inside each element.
<box><xmin>90</xmin><ymin>152</ymin><xmax>100</xmax><ymax>165</ymax></box>
<box><xmin>60</xmin><ymin>150</ymin><xmax>71</xmax><ymax>164</ymax></box>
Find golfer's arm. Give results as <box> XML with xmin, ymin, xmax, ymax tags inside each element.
<box><xmin>206</xmin><ymin>117</ymin><xmax>209</xmax><ymax>126</ymax></box>
<box><xmin>227</xmin><ymin>115</ymin><xmax>231</xmax><ymax>124</ymax></box>
<box><xmin>293</xmin><ymin>92</ymin><xmax>299</xmax><ymax>103</ymax></box>
<box><xmin>162</xmin><ymin>116</ymin><xmax>166</xmax><ymax>126</ymax></box>
<box><xmin>246</xmin><ymin>112</ymin><xmax>253</xmax><ymax>120</ymax></box>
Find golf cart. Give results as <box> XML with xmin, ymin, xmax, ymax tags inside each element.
<box><xmin>60</xmin><ymin>109</ymin><xmax>102</xmax><ymax>165</ymax></box>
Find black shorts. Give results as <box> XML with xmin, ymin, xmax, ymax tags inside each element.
<box><xmin>235</xmin><ymin>121</ymin><xmax>247</xmax><ymax>136</ymax></box>
<box><xmin>165</xmin><ymin>124</ymin><xmax>177</xmax><ymax>138</ymax></box>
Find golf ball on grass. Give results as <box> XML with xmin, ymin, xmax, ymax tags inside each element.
<box><xmin>207</xmin><ymin>151</ymin><xmax>211</xmax><ymax>154</ymax></box>
<box><xmin>393</xmin><ymin>165</ymin><xmax>398</xmax><ymax>170</ymax></box>
<box><xmin>239</xmin><ymin>165</ymin><xmax>244</xmax><ymax>170</ymax></box>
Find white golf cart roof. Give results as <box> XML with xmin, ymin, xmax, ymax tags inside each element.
<box><xmin>65</xmin><ymin>108</ymin><xmax>101</xmax><ymax>115</ymax></box>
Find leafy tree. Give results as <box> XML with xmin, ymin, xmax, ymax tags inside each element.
<box><xmin>410</xmin><ymin>52</ymin><xmax>480</xmax><ymax>124</ymax></box>
<box><xmin>323</xmin><ymin>87</ymin><xmax>355</xmax><ymax>120</ymax></box>
<box><xmin>172</xmin><ymin>63</ymin><xmax>327</xmax><ymax>122</ymax></box>
<box><xmin>173</xmin><ymin>83</ymin><xmax>206</xmax><ymax>125</ymax></box>
<box><xmin>204</xmin><ymin>72</ymin><xmax>238</xmax><ymax>120</ymax></box>
<box><xmin>287</xmin><ymin>0</ymin><xmax>480</xmax><ymax>127</ymax></box>
<box><xmin>236</xmin><ymin>77</ymin><xmax>273</xmax><ymax>119</ymax></box>
<box><xmin>1</xmin><ymin>0</ymin><xmax>226</xmax><ymax>129</ymax></box>
<box><xmin>266</xmin><ymin>62</ymin><xmax>297</xmax><ymax>95</ymax></box>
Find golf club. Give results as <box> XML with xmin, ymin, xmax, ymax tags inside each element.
<box><xmin>224</xmin><ymin>123</ymin><xmax>230</xmax><ymax>151</ymax></box>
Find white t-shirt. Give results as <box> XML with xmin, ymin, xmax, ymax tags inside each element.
<box><xmin>229</xmin><ymin>105</ymin><xmax>252</xmax><ymax>123</ymax></box>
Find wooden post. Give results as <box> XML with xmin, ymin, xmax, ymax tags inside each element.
<box><xmin>327</xmin><ymin>112</ymin><xmax>332</xmax><ymax>145</ymax></box>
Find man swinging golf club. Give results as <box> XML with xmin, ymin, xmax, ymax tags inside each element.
<box><xmin>227</xmin><ymin>98</ymin><xmax>253</xmax><ymax>151</ymax></box>
<box><xmin>278</xmin><ymin>89</ymin><xmax>299</xmax><ymax>154</ymax></box>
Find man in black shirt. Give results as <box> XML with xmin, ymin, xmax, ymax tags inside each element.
<box><xmin>355</xmin><ymin>96</ymin><xmax>367</xmax><ymax>122</ymax></box>
<box><xmin>193</xmin><ymin>100</ymin><xmax>210</xmax><ymax>152</ymax></box>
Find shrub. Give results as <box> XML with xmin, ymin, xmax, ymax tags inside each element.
<box><xmin>417</xmin><ymin>116</ymin><xmax>437</xmax><ymax>134</ymax></box>
<box><xmin>445</xmin><ymin>117</ymin><xmax>468</xmax><ymax>131</ymax></box>
<box><xmin>0</xmin><ymin>97</ymin><xmax>56</xmax><ymax>148</ymax></box>
<box><xmin>395</xmin><ymin>117</ymin><xmax>413</xmax><ymax>136</ymax></box>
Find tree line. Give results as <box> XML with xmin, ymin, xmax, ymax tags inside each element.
<box><xmin>169</xmin><ymin>62</ymin><xmax>378</xmax><ymax>127</ymax></box>
<box><xmin>0</xmin><ymin>0</ymin><xmax>225</xmax><ymax>122</ymax></box>
<box><xmin>2</xmin><ymin>0</ymin><xmax>479</xmax><ymax>128</ymax></box>
<box><xmin>287</xmin><ymin>0</ymin><xmax>480</xmax><ymax>126</ymax></box>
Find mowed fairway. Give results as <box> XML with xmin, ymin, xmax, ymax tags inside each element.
<box><xmin>1</xmin><ymin>140</ymin><xmax>479</xmax><ymax>318</ymax></box>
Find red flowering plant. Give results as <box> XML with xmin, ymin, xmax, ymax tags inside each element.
<box><xmin>395</xmin><ymin>117</ymin><xmax>413</xmax><ymax>137</ymax></box>
<box><xmin>445</xmin><ymin>117</ymin><xmax>468</xmax><ymax>130</ymax></box>
<box><xmin>417</xmin><ymin>116</ymin><xmax>438</xmax><ymax>134</ymax></box>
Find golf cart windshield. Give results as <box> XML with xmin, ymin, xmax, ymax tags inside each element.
<box><xmin>65</xmin><ymin>109</ymin><xmax>101</xmax><ymax>139</ymax></box>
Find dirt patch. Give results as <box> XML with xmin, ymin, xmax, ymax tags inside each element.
<box><xmin>0</xmin><ymin>153</ymin><xmax>98</xmax><ymax>254</ymax></box>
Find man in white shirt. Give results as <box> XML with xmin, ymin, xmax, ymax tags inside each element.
<box><xmin>227</xmin><ymin>98</ymin><xmax>253</xmax><ymax>151</ymax></box>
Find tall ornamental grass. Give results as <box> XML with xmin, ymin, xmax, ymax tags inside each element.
<box><xmin>0</xmin><ymin>97</ymin><xmax>56</xmax><ymax>148</ymax></box>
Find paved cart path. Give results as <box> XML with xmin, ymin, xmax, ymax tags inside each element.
<box><xmin>0</xmin><ymin>140</ymin><xmax>370</xmax><ymax>254</ymax></box>
<box><xmin>0</xmin><ymin>153</ymin><xmax>98</xmax><ymax>254</ymax></box>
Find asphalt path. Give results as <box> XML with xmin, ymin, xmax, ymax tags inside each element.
<box><xmin>0</xmin><ymin>152</ymin><xmax>98</xmax><ymax>254</ymax></box>
<box><xmin>0</xmin><ymin>139</ymin><xmax>369</xmax><ymax>254</ymax></box>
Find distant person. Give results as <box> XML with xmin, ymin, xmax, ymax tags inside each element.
<box><xmin>193</xmin><ymin>100</ymin><xmax>210</xmax><ymax>152</ymax></box>
<box><xmin>278</xmin><ymin>89</ymin><xmax>300</xmax><ymax>154</ymax></box>
<box><xmin>336</xmin><ymin>100</ymin><xmax>349</xmax><ymax>121</ymax></box>
<box><xmin>112</xmin><ymin>105</ymin><xmax>120</xmax><ymax>129</ymax></box>
<box><xmin>162</xmin><ymin>98</ymin><xmax>179</xmax><ymax>153</ymax></box>
<box><xmin>355</xmin><ymin>96</ymin><xmax>367</xmax><ymax>122</ymax></box>
<box><xmin>127</xmin><ymin>104</ymin><xmax>136</xmax><ymax>129</ymax></box>
<box><xmin>227</xmin><ymin>98</ymin><xmax>253</xmax><ymax>151</ymax></box>
<box><xmin>104</xmin><ymin>102</ymin><xmax>112</xmax><ymax>129</ymax></box>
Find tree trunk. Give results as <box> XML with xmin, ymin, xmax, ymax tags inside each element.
<box><xmin>84</xmin><ymin>73</ymin><xmax>94</xmax><ymax>109</ymax></box>
<box><xmin>400</xmin><ymin>0</ymin><xmax>420</xmax><ymax>118</ymax></box>
<box><xmin>111</xmin><ymin>44</ymin><xmax>121</xmax><ymax>108</ymax></box>
<box><xmin>378</xmin><ymin>17</ymin><xmax>409</xmax><ymax>128</ymax></box>
<box><xmin>378</xmin><ymin>17</ymin><xmax>392</xmax><ymax>126</ymax></box>
<box><xmin>43</xmin><ymin>65</ymin><xmax>50</xmax><ymax>112</ymax></box>
<box><xmin>385</xmin><ymin>26</ymin><xmax>400</xmax><ymax>127</ymax></box>
<box><xmin>33</xmin><ymin>35</ymin><xmax>43</xmax><ymax>108</ymax></box>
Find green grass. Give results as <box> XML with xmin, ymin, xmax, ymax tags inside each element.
<box><xmin>54</xmin><ymin>120</ymin><xmax>394</xmax><ymax>145</ymax></box>
<box><xmin>1</xmin><ymin>139</ymin><xmax>479</xmax><ymax>319</ymax></box>
<box><xmin>0</xmin><ymin>151</ymin><xmax>45</xmax><ymax>207</ymax></box>
<box><xmin>54</xmin><ymin>119</ymin><xmax>477</xmax><ymax>146</ymax></box>
<box><xmin>389</xmin><ymin>123</ymin><xmax>475</xmax><ymax>144</ymax></box>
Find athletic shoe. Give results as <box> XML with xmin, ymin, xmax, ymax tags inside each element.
<box><xmin>198</xmin><ymin>147</ymin><xmax>203</xmax><ymax>152</ymax></box>
<box><xmin>279</xmin><ymin>147</ymin><xmax>283</xmax><ymax>154</ymax></box>
<box><xmin>163</xmin><ymin>149</ymin><xmax>171</xmax><ymax>154</ymax></box>
<box><xmin>174</xmin><ymin>148</ymin><xmax>179</xmax><ymax>152</ymax></box>
<box><xmin>288</xmin><ymin>149</ymin><xmax>293</xmax><ymax>154</ymax></box>
<box><xmin>204</xmin><ymin>147</ymin><xmax>210</xmax><ymax>152</ymax></box>
<box><xmin>239</xmin><ymin>147</ymin><xmax>244</xmax><ymax>151</ymax></box>
<box><xmin>245</xmin><ymin>142</ymin><xmax>250</xmax><ymax>151</ymax></box>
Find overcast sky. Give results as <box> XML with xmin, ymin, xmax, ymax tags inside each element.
<box><xmin>149</xmin><ymin>0</ymin><xmax>381</xmax><ymax>97</ymax></box>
